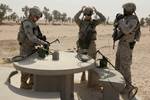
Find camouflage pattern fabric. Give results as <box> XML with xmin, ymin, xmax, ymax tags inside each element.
<box><xmin>18</xmin><ymin>19</ymin><xmax>46</xmax><ymax>89</ymax></box>
<box><xmin>74</xmin><ymin>9</ymin><xmax>106</xmax><ymax>56</ymax></box>
<box><xmin>74</xmin><ymin>8</ymin><xmax>105</xmax><ymax>85</ymax></box>
<box><xmin>29</xmin><ymin>6</ymin><xmax>42</xmax><ymax>18</ymax></box>
<box><xmin>18</xmin><ymin>19</ymin><xmax>46</xmax><ymax>56</ymax></box>
<box><xmin>122</xmin><ymin>2</ymin><xmax>136</xmax><ymax>13</ymax></box>
<box><xmin>115</xmin><ymin>14</ymin><xmax>141</xmax><ymax>87</ymax></box>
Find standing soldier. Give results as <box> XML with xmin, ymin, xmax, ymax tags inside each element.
<box><xmin>74</xmin><ymin>6</ymin><xmax>106</xmax><ymax>86</ymax></box>
<box><xmin>17</xmin><ymin>6</ymin><xmax>49</xmax><ymax>89</ymax></box>
<box><xmin>113</xmin><ymin>3</ymin><xmax>141</xmax><ymax>94</ymax></box>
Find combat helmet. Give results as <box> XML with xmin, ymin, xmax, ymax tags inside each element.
<box><xmin>29</xmin><ymin>6</ymin><xmax>42</xmax><ymax>18</ymax></box>
<box><xmin>122</xmin><ymin>2</ymin><xmax>136</xmax><ymax>13</ymax></box>
<box><xmin>83</xmin><ymin>7</ymin><xmax>93</xmax><ymax>16</ymax></box>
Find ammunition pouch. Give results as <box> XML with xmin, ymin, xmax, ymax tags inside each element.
<box><xmin>17</xmin><ymin>20</ymin><xmax>28</xmax><ymax>44</ymax></box>
<box><xmin>129</xmin><ymin>41</ymin><xmax>136</xmax><ymax>49</ymax></box>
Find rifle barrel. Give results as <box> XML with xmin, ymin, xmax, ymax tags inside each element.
<box><xmin>49</xmin><ymin>39</ymin><xmax>60</xmax><ymax>45</ymax></box>
<box><xmin>96</xmin><ymin>50</ymin><xmax>116</xmax><ymax>69</ymax></box>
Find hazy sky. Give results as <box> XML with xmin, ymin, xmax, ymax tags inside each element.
<box><xmin>1</xmin><ymin>0</ymin><xmax>149</xmax><ymax>21</ymax></box>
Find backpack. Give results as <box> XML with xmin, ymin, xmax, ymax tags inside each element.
<box><xmin>17</xmin><ymin>19</ymin><xmax>29</xmax><ymax>43</ymax></box>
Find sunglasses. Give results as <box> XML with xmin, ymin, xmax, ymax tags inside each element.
<box><xmin>84</xmin><ymin>14</ymin><xmax>92</xmax><ymax>16</ymax></box>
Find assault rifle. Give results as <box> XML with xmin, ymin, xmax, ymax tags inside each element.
<box><xmin>96</xmin><ymin>49</ymin><xmax>138</xmax><ymax>100</ymax></box>
<box><xmin>96</xmin><ymin>50</ymin><xmax>113</xmax><ymax>68</ymax></box>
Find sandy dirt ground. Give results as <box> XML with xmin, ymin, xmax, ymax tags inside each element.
<box><xmin>0</xmin><ymin>23</ymin><xmax>150</xmax><ymax>100</ymax></box>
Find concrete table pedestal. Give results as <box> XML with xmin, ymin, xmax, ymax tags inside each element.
<box><xmin>90</xmin><ymin>68</ymin><xmax>126</xmax><ymax>100</ymax></box>
<box><xmin>14</xmin><ymin>51</ymin><xmax>95</xmax><ymax>100</ymax></box>
<box><xmin>34</xmin><ymin>74</ymin><xmax>74</xmax><ymax>100</ymax></box>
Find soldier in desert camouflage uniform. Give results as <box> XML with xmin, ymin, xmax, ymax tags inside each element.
<box><xmin>114</xmin><ymin>2</ymin><xmax>141</xmax><ymax>93</ymax></box>
<box><xmin>74</xmin><ymin>6</ymin><xmax>106</xmax><ymax>86</ymax></box>
<box><xmin>17</xmin><ymin>6</ymin><xmax>49</xmax><ymax>89</ymax></box>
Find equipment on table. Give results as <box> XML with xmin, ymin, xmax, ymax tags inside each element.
<box><xmin>52</xmin><ymin>50</ymin><xmax>59</xmax><ymax>61</ymax></box>
<box><xmin>76</xmin><ymin>49</ymin><xmax>92</xmax><ymax>62</ymax></box>
<box><xmin>37</xmin><ymin>38</ymin><xmax>60</xmax><ymax>58</ymax></box>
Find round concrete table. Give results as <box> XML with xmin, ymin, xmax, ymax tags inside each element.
<box><xmin>13</xmin><ymin>51</ymin><xmax>95</xmax><ymax>100</ymax></box>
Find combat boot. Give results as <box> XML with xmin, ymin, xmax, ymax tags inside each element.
<box><xmin>20</xmin><ymin>83</ymin><xmax>32</xmax><ymax>89</ymax></box>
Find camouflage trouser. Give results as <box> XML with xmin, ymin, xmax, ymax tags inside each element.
<box><xmin>87</xmin><ymin>41</ymin><xmax>97</xmax><ymax>87</ymax></box>
<box><xmin>77</xmin><ymin>40</ymin><xmax>97</xmax><ymax>87</ymax></box>
<box><xmin>20</xmin><ymin>72</ymin><xmax>33</xmax><ymax>89</ymax></box>
<box><xmin>87</xmin><ymin>41</ymin><xmax>97</xmax><ymax>59</ymax></box>
<box><xmin>115</xmin><ymin>41</ymin><xmax>133</xmax><ymax>87</ymax></box>
<box><xmin>19</xmin><ymin>45</ymin><xmax>35</xmax><ymax>89</ymax></box>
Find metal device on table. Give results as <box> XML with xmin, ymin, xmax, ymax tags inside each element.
<box><xmin>76</xmin><ymin>49</ymin><xmax>92</xmax><ymax>62</ymax></box>
<box><xmin>3</xmin><ymin>38</ymin><xmax>60</xmax><ymax>62</ymax></box>
<box><xmin>96</xmin><ymin>49</ymin><xmax>138</xmax><ymax>100</ymax></box>
<box><xmin>37</xmin><ymin>38</ymin><xmax>60</xmax><ymax>58</ymax></box>
<box><xmin>52</xmin><ymin>50</ymin><xmax>59</xmax><ymax>61</ymax></box>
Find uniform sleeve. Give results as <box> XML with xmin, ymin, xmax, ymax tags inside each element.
<box><xmin>74</xmin><ymin>10</ymin><xmax>82</xmax><ymax>26</ymax></box>
<box><xmin>118</xmin><ymin>19</ymin><xmax>138</xmax><ymax>35</ymax></box>
<box><xmin>23</xmin><ymin>21</ymin><xmax>46</xmax><ymax>45</ymax></box>
<box><xmin>94</xmin><ymin>11</ymin><xmax>106</xmax><ymax>25</ymax></box>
